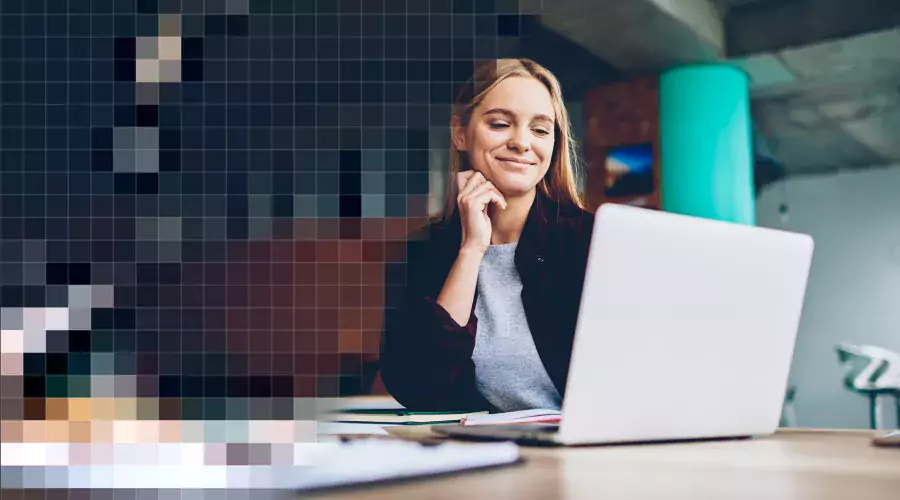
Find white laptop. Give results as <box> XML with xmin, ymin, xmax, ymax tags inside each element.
<box><xmin>435</xmin><ymin>203</ymin><xmax>814</xmax><ymax>445</ymax></box>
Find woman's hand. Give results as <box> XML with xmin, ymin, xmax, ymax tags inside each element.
<box><xmin>435</xmin><ymin>170</ymin><xmax>507</xmax><ymax>326</ymax></box>
<box><xmin>456</xmin><ymin>170</ymin><xmax>507</xmax><ymax>254</ymax></box>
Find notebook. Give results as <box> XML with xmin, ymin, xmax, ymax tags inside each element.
<box><xmin>0</xmin><ymin>440</ymin><xmax>521</xmax><ymax>490</ymax></box>
<box><xmin>461</xmin><ymin>409</ymin><xmax>562</xmax><ymax>426</ymax></box>
<box><xmin>327</xmin><ymin>409</ymin><xmax>488</xmax><ymax>425</ymax></box>
<box><xmin>294</xmin><ymin>440</ymin><xmax>522</xmax><ymax>491</ymax></box>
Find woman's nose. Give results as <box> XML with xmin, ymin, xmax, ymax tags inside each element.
<box><xmin>507</xmin><ymin>128</ymin><xmax>531</xmax><ymax>152</ymax></box>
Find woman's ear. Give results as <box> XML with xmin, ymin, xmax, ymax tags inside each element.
<box><xmin>451</xmin><ymin>115</ymin><xmax>467</xmax><ymax>152</ymax></box>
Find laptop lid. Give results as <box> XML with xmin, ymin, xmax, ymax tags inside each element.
<box><xmin>557</xmin><ymin>204</ymin><xmax>814</xmax><ymax>445</ymax></box>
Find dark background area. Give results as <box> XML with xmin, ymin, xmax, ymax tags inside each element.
<box><xmin>0</xmin><ymin>0</ymin><xmax>620</xmax><ymax>419</ymax></box>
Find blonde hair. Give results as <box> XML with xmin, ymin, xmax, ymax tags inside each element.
<box><xmin>443</xmin><ymin>58</ymin><xmax>584</xmax><ymax>217</ymax></box>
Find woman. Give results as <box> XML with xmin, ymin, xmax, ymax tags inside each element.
<box><xmin>380</xmin><ymin>59</ymin><xmax>594</xmax><ymax>412</ymax></box>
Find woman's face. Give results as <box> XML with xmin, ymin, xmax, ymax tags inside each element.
<box><xmin>454</xmin><ymin>76</ymin><xmax>556</xmax><ymax>199</ymax></box>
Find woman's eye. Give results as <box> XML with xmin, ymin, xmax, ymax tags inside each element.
<box><xmin>489</xmin><ymin>122</ymin><xmax>509</xmax><ymax>129</ymax></box>
<box><xmin>533</xmin><ymin>128</ymin><xmax>550</xmax><ymax>136</ymax></box>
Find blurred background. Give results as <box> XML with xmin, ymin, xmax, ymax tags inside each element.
<box><xmin>0</xmin><ymin>0</ymin><xmax>898</xmax><ymax>431</ymax></box>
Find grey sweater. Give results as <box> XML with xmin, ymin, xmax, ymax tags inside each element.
<box><xmin>471</xmin><ymin>242</ymin><xmax>562</xmax><ymax>412</ymax></box>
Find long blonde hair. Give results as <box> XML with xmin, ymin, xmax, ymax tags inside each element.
<box><xmin>442</xmin><ymin>58</ymin><xmax>584</xmax><ymax>217</ymax></box>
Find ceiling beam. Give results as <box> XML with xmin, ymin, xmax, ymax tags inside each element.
<box><xmin>726</xmin><ymin>0</ymin><xmax>900</xmax><ymax>57</ymax></box>
<box><xmin>530</xmin><ymin>0</ymin><xmax>725</xmax><ymax>73</ymax></box>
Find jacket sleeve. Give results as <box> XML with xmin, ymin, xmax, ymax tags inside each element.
<box><xmin>378</xmin><ymin>228</ymin><xmax>490</xmax><ymax>412</ymax></box>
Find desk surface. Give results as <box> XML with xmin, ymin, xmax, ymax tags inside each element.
<box><xmin>2</xmin><ymin>421</ymin><xmax>898</xmax><ymax>499</ymax></box>
<box><xmin>0</xmin><ymin>430</ymin><xmax>900</xmax><ymax>500</ymax></box>
<box><xmin>307</xmin><ymin>428</ymin><xmax>900</xmax><ymax>500</ymax></box>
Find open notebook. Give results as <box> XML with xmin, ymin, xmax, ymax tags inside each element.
<box><xmin>326</xmin><ymin>409</ymin><xmax>488</xmax><ymax>425</ymax></box>
<box><xmin>461</xmin><ymin>409</ymin><xmax>562</xmax><ymax>426</ymax></box>
<box><xmin>325</xmin><ymin>407</ymin><xmax>561</xmax><ymax>426</ymax></box>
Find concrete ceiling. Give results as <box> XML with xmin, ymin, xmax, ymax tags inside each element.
<box><xmin>732</xmin><ymin>28</ymin><xmax>900</xmax><ymax>175</ymax></box>
<box><xmin>528</xmin><ymin>0</ymin><xmax>725</xmax><ymax>72</ymax></box>
<box><xmin>727</xmin><ymin>0</ymin><xmax>900</xmax><ymax>176</ymax></box>
<box><xmin>535</xmin><ymin>0</ymin><xmax>900</xmax><ymax>178</ymax></box>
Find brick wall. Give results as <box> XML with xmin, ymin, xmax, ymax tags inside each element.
<box><xmin>582</xmin><ymin>76</ymin><xmax>661</xmax><ymax>211</ymax></box>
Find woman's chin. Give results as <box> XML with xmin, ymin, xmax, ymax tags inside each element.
<box><xmin>494</xmin><ymin>182</ymin><xmax>537</xmax><ymax>200</ymax></box>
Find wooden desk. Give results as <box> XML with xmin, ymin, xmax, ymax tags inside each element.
<box><xmin>1</xmin><ymin>426</ymin><xmax>897</xmax><ymax>499</ymax></box>
<box><xmin>308</xmin><ymin>429</ymin><xmax>899</xmax><ymax>500</ymax></box>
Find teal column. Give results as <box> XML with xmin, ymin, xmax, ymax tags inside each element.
<box><xmin>660</xmin><ymin>64</ymin><xmax>755</xmax><ymax>225</ymax></box>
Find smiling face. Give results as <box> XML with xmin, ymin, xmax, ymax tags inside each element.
<box><xmin>452</xmin><ymin>75</ymin><xmax>557</xmax><ymax>199</ymax></box>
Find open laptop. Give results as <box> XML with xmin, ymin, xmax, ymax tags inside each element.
<box><xmin>435</xmin><ymin>203</ymin><xmax>815</xmax><ymax>446</ymax></box>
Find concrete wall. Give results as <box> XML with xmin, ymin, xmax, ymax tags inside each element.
<box><xmin>756</xmin><ymin>164</ymin><xmax>900</xmax><ymax>429</ymax></box>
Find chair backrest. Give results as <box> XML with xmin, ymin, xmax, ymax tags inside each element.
<box><xmin>836</xmin><ymin>343</ymin><xmax>900</xmax><ymax>391</ymax></box>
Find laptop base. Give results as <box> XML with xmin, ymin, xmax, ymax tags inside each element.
<box><xmin>433</xmin><ymin>424</ymin><xmax>756</xmax><ymax>447</ymax></box>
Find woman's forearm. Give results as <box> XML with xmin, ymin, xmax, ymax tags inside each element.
<box><xmin>435</xmin><ymin>248</ymin><xmax>484</xmax><ymax>327</ymax></box>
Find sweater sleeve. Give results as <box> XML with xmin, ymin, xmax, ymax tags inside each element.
<box><xmin>378</xmin><ymin>230</ymin><xmax>490</xmax><ymax>412</ymax></box>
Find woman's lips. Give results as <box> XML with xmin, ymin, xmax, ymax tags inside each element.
<box><xmin>497</xmin><ymin>158</ymin><xmax>535</xmax><ymax>168</ymax></box>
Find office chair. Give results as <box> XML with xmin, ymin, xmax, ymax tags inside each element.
<box><xmin>835</xmin><ymin>343</ymin><xmax>900</xmax><ymax>430</ymax></box>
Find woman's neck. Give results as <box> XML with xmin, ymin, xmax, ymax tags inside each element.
<box><xmin>487</xmin><ymin>189</ymin><xmax>536</xmax><ymax>245</ymax></box>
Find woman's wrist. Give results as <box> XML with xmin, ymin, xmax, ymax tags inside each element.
<box><xmin>458</xmin><ymin>245</ymin><xmax>487</xmax><ymax>259</ymax></box>
<box><xmin>435</xmin><ymin>246</ymin><xmax>484</xmax><ymax>327</ymax></box>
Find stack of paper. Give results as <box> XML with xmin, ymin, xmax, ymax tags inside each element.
<box><xmin>294</xmin><ymin>439</ymin><xmax>521</xmax><ymax>491</ymax></box>
<box><xmin>327</xmin><ymin>409</ymin><xmax>488</xmax><ymax>425</ymax></box>
<box><xmin>0</xmin><ymin>440</ymin><xmax>521</xmax><ymax>490</ymax></box>
<box><xmin>461</xmin><ymin>409</ymin><xmax>562</xmax><ymax>426</ymax></box>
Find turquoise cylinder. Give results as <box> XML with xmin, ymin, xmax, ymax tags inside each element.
<box><xmin>660</xmin><ymin>64</ymin><xmax>755</xmax><ymax>225</ymax></box>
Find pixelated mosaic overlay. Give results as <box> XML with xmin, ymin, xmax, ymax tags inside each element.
<box><xmin>0</xmin><ymin>0</ymin><xmax>618</xmax><ymax>421</ymax></box>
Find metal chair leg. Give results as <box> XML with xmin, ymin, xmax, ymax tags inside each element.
<box><xmin>896</xmin><ymin>395</ymin><xmax>900</xmax><ymax>429</ymax></box>
<box><xmin>869</xmin><ymin>393</ymin><xmax>883</xmax><ymax>430</ymax></box>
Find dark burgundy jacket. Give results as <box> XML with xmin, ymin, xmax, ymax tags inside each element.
<box><xmin>379</xmin><ymin>191</ymin><xmax>595</xmax><ymax>411</ymax></box>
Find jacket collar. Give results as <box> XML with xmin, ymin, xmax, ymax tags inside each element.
<box><xmin>515</xmin><ymin>189</ymin><xmax>555</xmax><ymax>271</ymax></box>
